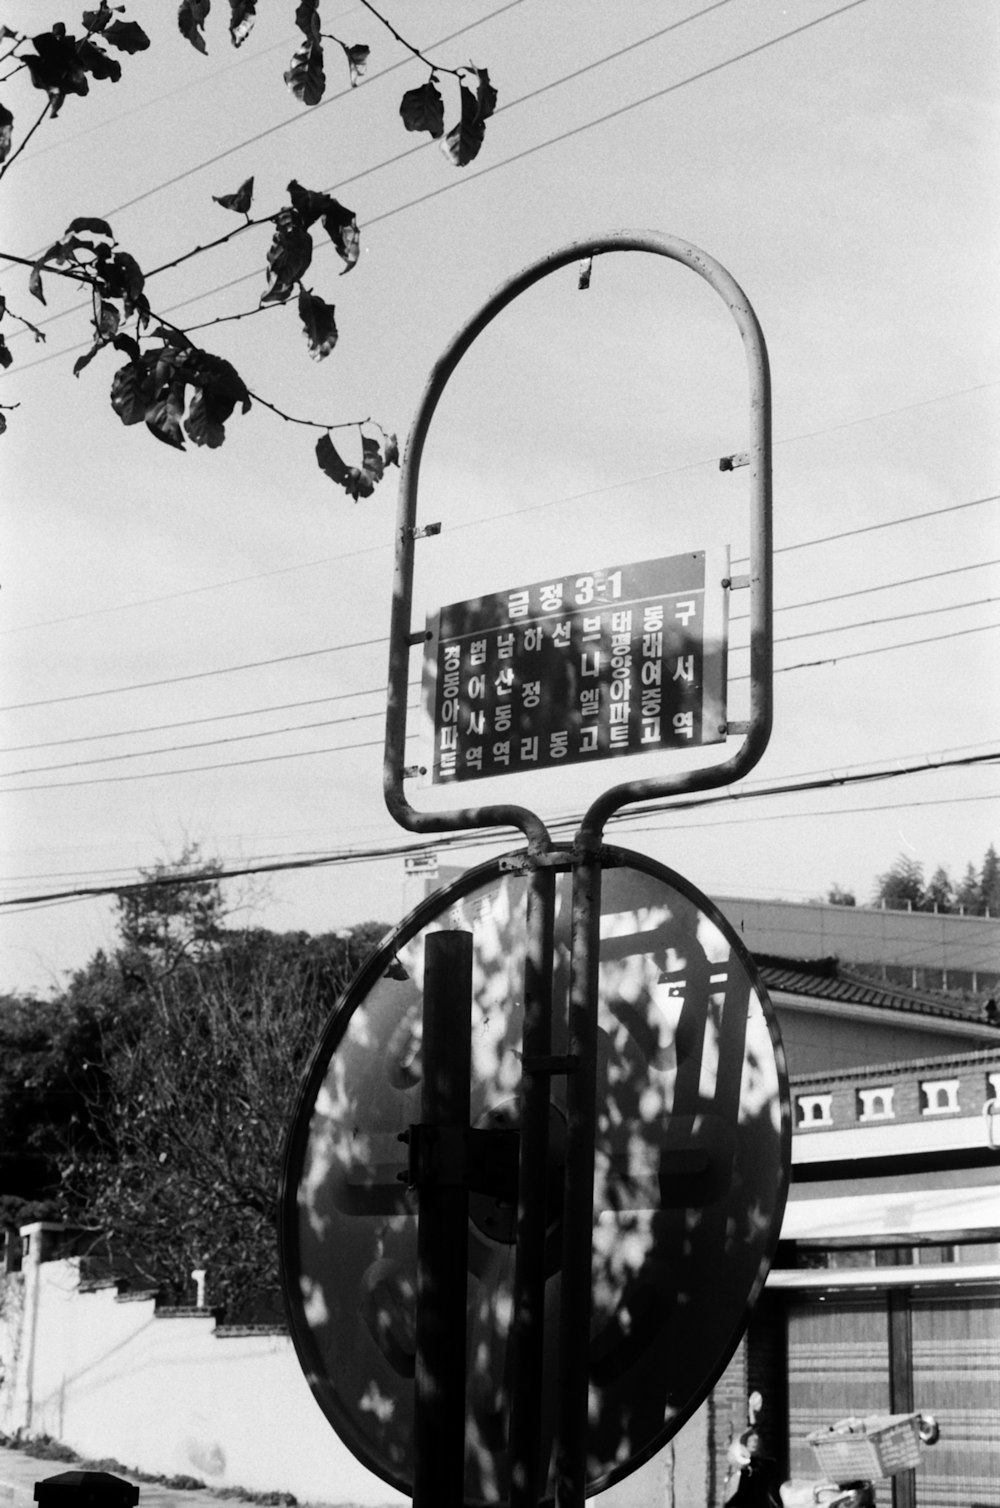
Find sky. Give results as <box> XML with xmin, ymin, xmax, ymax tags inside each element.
<box><xmin>1</xmin><ymin>0</ymin><xmax>998</xmax><ymax>998</ymax></box>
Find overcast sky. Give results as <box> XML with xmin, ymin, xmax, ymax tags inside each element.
<box><xmin>1</xmin><ymin>0</ymin><xmax>998</xmax><ymax>996</ymax></box>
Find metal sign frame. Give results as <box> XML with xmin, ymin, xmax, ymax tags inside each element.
<box><xmin>379</xmin><ymin>232</ymin><xmax>773</xmax><ymax>1508</ymax></box>
<box><xmin>384</xmin><ymin>230</ymin><xmax>772</xmax><ymax>854</ymax></box>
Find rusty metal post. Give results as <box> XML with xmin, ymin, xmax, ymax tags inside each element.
<box><xmin>508</xmin><ymin>865</ymin><xmax>557</xmax><ymax>1508</ymax></box>
<box><xmin>553</xmin><ymin>848</ymin><xmax>603</xmax><ymax>1508</ymax></box>
<box><xmin>413</xmin><ymin>929</ymin><xmax>473</xmax><ymax>1508</ymax></box>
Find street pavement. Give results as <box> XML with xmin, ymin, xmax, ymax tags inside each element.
<box><xmin>0</xmin><ymin>1447</ymin><xmax>356</xmax><ymax>1508</ymax></box>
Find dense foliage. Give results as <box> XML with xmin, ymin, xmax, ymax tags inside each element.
<box><xmin>827</xmin><ymin>843</ymin><xmax>1000</xmax><ymax>914</ymax></box>
<box><xmin>0</xmin><ymin>850</ymin><xmax>387</xmax><ymax>1319</ymax></box>
<box><xmin>0</xmin><ymin>2</ymin><xmax>497</xmax><ymax>495</ymax></box>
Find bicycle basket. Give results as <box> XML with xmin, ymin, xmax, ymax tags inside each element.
<box><xmin>806</xmin><ymin>1414</ymin><xmax>922</xmax><ymax>1479</ymax></box>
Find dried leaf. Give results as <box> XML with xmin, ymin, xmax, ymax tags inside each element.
<box><xmin>0</xmin><ymin>104</ymin><xmax>13</xmax><ymax>165</ymax></box>
<box><xmin>145</xmin><ymin>385</ymin><xmax>186</xmax><ymax>448</ymax></box>
<box><xmin>467</xmin><ymin>65</ymin><xmax>497</xmax><ymax>120</ymax></box>
<box><xmin>0</xmin><ymin>335</ymin><xmax>12</xmax><ymax>371</ymax></box>
<box><xmin>399</xmin><ymin>77</ymin><xmax>444</xmax><ymax>139</ymax></box>
<box><xmin>228</xmin><ymin>0</ymin><xmax>256</xmax><ymax>47</ymax></box>
<box><xmin>315</xmin><ymin>431</ymin><xmax>386</xmax><ymax>500</ymax></box>
<box><xmin>213</xmin><ymin>176</ymin><xmax>254</xmax><ymax>215</ymax></box>
<box><xmin>441</xmin><ymin>82</ymin><xmax>489</xmax><ymax>167</ymax></box>
<box><xmin>261</xmin><ymin>211</ymin><xmax>312</xmax><ymax>303</ymax></box>
<box><xmin>287</xmin><ymin>183</ymin><xmax>359</xmax><ymax>273</ymax></box>
<box><xmin>341</xmin><ymin>42</ymin><xmax>369</xmax><ymax>87</ymax></box>
<box><xmin>23</xmin><ymin>28</ymin><xmax>92</xmax><ymax>114</ymax></box>
<box><xmin>178</xmin><ymin>0</ymin><xmax>211</xmax><ymax>55</ymax></box>
<box><xmin>284</xmin><ymin>37</ymin><xmax>325</xmax><ymax>105</ymax></box>
<box><xmin>66</xmin><ymin>216</ymin><xmax>115</xmax><ymax>240</ymax></box>
<box><xmin>321</xmin><ymin>199</ymin><xmax>359</xmax><ymax>273</ymax></box>
<box><xmin>76</xmin><ymin>38</ymin><xmax>122</xmax><ymax>82</ymax></box>
<box><xmin>96</xmin><ymin>297</ymin><xmax>120</xmax><ymax>338</ymax></box>
<box><xmin>73</xmin><ymin>338</ymin><xmax>108</xmax><ymax>376</ymax></box>
<box><xmin>298</xmin><ymin>288</ymin><xmax>338</xmax><ymax>361</ymax></box>
<box><xmin>293</xmin><ymin>0</ymin><xmax>320</xmax><ymax>39</ymax></box>
<box><xmin>315</xmin><ymin>431</ymin><xmax>351</xmax><ymax>489</ymax></box>
<box><xmin>185</xmin><ymin>351</ymin><xmax>251</xmax><ymax>446</ymax></box>
<box><xmin>103</xmin><ymin>19</ymin><xmax>151</xmax><ymax>53</ymax></box>
<box><xmin>110</xmin><ymin>356</ymin><xmax>152</xmax><ymax>425</ymax></box>
<box><xmin>82</xmin><ymin>5</ymin><xmax>115</xmax><ymax>32</ymax></box>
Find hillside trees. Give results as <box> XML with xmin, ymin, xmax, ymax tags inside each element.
<box><xmin>0</xmin><ymin>849</ymin><xmax>388</xmax><ymax>1316</ymax></box>
<box><xmin>0</xmin><ymin>2</ymin><xmax>497</xmax><ymax>495</ymax></box>
<box><xmin>870</xmin><ymin>843</ymin><xmax>999</xmax><ymax>915</ymax></box>
<box><xmin>63</xmin><ymin>920</ymin><xmax>387</xmax><ymax>1317</ymax></box>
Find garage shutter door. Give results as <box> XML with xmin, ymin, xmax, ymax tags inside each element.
<box><xmin>786</xmin><ymin>1299</ymin><xmax>890</xmax><ymax>1481</ymax></box>
<box><xmin>786</xmin><ymin>1292</ymin><xmax>1000</xmax><ymax>1507</ymax></box>
<box><xmin>911</xmin><ymin>1293</ymin><xmax>1000</xmax><ymax>1508</ymax></box>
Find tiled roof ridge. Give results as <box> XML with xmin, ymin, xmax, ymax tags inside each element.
<box><xmin>754</xmin><ymin>951</ymin><xmax>981</xmax><ymax>1020</ymax></box>
<box><xmin>791</xmin><ymin>1043</ymin><xmax>1000</xmax><ymax>1087</ymax></box>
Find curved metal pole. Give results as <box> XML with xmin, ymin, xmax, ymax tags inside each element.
<box><xmin>384</xmin><ymin>230</ymin><xmax>772</xmax><ymax>853</ymax></box>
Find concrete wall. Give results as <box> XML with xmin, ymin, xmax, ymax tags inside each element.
<box><xmin>0</xmin><ymin>1233</ymin><xmax>709</xmax><ymax>1508</ymax></box>
<box><xmin>714</xmin><ymin>894</ymin><xmax>1000</xmax><ymax>987</ymax></box>
<box><xmin>0</xmin><ymin>1246</ymin><xmax>406</xmax><ymax>1508</ymax></box>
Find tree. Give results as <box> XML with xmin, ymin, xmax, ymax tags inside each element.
<box><xmin>982</xmin><ymin>843</ymin><xmax>1000</xmax><ymax>916</ymax></box>
<box><xmin>63</xmin><ymin>922</ymin><xmax>386</xmax><ymax>1317</ymax></box>
<box><xmin>0</xmin><ymin>3</ymin><xmax>497</xmax><ymax>494</ymax></box>
<box><xmin>873</xmin><ymin>852</ymin><xmax>925</xmax><ymax>911</ymax></box>
<box><xmin>115</xmin><ymin>841</ymin><xmax>228</xmax><ymax>982</ymax></box>
<box><xmin>955</xmin><ymin>861</ymin><xmax>982</xmax><ymax>914</ymax></box>
<box><xmin>826</xmin><ymin>884</ymin><xmax>856</xmax><ymax>907</ymax></box>
<box><xmin>925</xmin><ymin>864</ymin><xmax>953</xmax><ymax>914</ymax></box>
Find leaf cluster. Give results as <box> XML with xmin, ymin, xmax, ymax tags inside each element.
<box><xmin>4</xmin><ymin>5</ymin><xmax>150</xmax><ymax>119</ymax></box>
<box><xmin>0</xmin><ymin>2</ymin><xmax>498</xmax><ymax>489</ymax></box>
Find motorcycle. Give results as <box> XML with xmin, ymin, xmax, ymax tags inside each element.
<box><xmin>723</xmin><ymin>1392</ymin><xmax>939</xmax><ymax>1508</ymax></box>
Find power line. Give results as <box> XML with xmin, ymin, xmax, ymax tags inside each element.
<box><xmin>0</xmin><ymin>700</ymin><xmax>420</xmax><ymax>780</ymax></box>
<box><xmin>0</xmin><ymin>634</ymin><xmax>387</xmax><ymax>713</ymax></box>
<box><xmin>728</xmin><ymin>594</ymin><xmax>1000</xmax><ymax>651</ymax></box>
<box><xmin>0</xmin><ymin>733</ymin><xmax>404</xmax><ymax>795</ymax></box>
<box><xmin>5</xmin><ymin>0</ymin><xmax>870</xmax><ymax>364</ymax></box>
<box><xmin>2</xmin><ymin>432</ymin><xmax>996</xmax><ymax>638</ymax></box>
<box><xmin>0</xmin><ymin>684</ymin><xmax>391</xmax><ymax>754</ymax></box>
<box><xmin>4</xmin><ymin>489</ymin><xmax>996</xmax><ymax>715</ymax></box>
<box><xmin>5</xmin><ymin>785</ymin><xmax>995</xmax><ymax>913</ymax></box>
<box><xmin>0</xmin><ymin>743</ymin><xmax>993</xmax><ymax>909</ymax></box>
<box><xmin>730</xmin><ymin>556</ymin><xmax>1000</xmax><ymax>624</ymax></box>
<box><xmin>760</xmin><ymin>619</ymin><xmax>1000</xmax><ymax>677</ymax></box>
<box><xmin>0</xmin><ymin>0</ymin><xmax>720</xmax><ymax>344</ymax></box>
<box><xmin>172</xmin><ymin>0</ymin><xmax>873</xmax><ymax>328</ymax></box>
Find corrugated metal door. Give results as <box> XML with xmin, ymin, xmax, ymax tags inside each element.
<box><xmin>786</xmin><ymin>1291</ymin><xmax>1000</xmax><ymax>1507</ymax></box>
<box><xmin>911</xmin><ymin>1292</ymin><xmax>1000</xmax><ymax>1508</ymax></box>
<box><xmin>786</xmin><ymin>1299</ymin><xmax>891</xmax><ymax>1484</ymax></box>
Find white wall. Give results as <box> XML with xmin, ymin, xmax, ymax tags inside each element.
<box><xmin>0</xmin><ymin>1233</ymin><xmax>707</xmax><ymax>1508</ymax></box>
<box><xmin>1</xmin><ymin>1244</ymin><xmax>406</xmax><ymax>1508</ymax></box>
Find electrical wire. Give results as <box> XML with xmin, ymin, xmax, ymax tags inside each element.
<box><xmin>0</xmin><ymin>684</ymin><xmax>394</xmax><ymax>755</ymax></box>
<box><xmin>3</xmin><ymin>489</ymin><xmax>996</xmax><ymax>716</ymax></box>
<box><xmin>4</xmin><ymin>0</ymin><xmax>871</xmax><ymax>364</ymax></box>
<box><xmin>0</xmin><ymin>700</ymin><xmax>419</xmax><ymax>780</ymax></box>
<box><xmin>3</xmin><ymin>422</ymin><xmax>995</xmax><ymax>639</ymax></box>
<box><xmin>0</xmin><ymin>635</ymin><xmax>388</xmax><ymax>713</ymax></box>
<box><xmin>729</xmin><ymin>594</ymin><xmax>1000</xmax><ymax>651</ymax></box>
<box><xmin>0</xmin><ymin>743</ymin><xmax>994</xmax><ymax>909</ymax></box>
<box><xmin>730</xmin><ymin>557</ymin><xmax>1000</xmax><ymax>624</ymax></box>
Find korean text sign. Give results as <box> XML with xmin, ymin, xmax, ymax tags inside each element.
<box><xmin>422</xmin><ymin>552</ymin><xmax>729</xmax><ymax>784</ymax></box>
